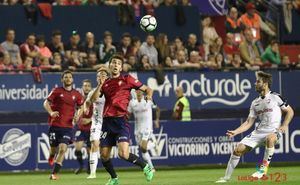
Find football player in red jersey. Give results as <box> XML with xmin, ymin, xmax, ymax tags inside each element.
<box><xmin>89</xmin><ymin>54</ymin><xmax>154</xmax><ymax>185</ymax></box>
<box><xmin>43</xmin><ymin>70</ymin><xmax>84</xmax><ymax>180</ymax></box>
<box><xmin>74</xmin><ymin>79</ymin><xmax>93</xmax><ymax>175</ymax></box>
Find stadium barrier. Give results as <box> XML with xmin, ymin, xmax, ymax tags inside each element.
<box><xmin>0</xmin><ymin>118</ymin><xmax>299</xmax><ymax>171</ymax></box>
<box><xmin>0</xmin><ymin>70</ymin><xmax>299</xmax><ymax>112</ymax></box>
<box><xmin>0</xmin><ymin>6</ymin><xmax>199</xmax><ymax>43</ymax></box>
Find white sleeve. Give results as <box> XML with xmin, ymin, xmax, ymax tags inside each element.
<box><xmin>248</xmin><ymin>102</ymin><xmax>257</xmax><ymax>118</ymax></box>
<box><xmin>273</xmin><ymin>94</ymin><xmax>288</xmax><ymax>110</ymax></box>
<box><xmin>128</xmin><ymin>101</ymin><xmax>133</xmax><ymax>113</ymax></box>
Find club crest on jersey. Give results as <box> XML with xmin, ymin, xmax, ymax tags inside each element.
<box><xmin>267</xmin><ymin>99</ymin><xmax>271</xmax><ymax>104</ymax></box>
<box><xmin>72</xmin><ymin>95</ymin><xmax>76</xmax><ymax>100</ymax></box>
<box><xmin>118</xmin><ymin>81</ymin><xmax>123</xmax><ymax>86</ymax></box>
<box><xmin>60</xmin><ymin>94</ymin><xmax>64</xmax><ymax>97</ymax></box>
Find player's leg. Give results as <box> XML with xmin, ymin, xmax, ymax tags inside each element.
<box><xmin>116</xmin><ymin>117</ymin><xmax>154</xmax><ymax>182</ymax></box>
<box><xmin>88</xmin><ymin>139</ymin><xmax>100</xmax><ymax>179</ymax></box>
<box><xmin>100</xmin><ymin>119</ymin><xmax>119</xmax><ymax>185</ymax></box>
<box><xmin>51</xmin><ymin>143</ymin><xmax>68</xmax><ymax>179</ymax></box>
<box><xmin>86</xmin><ymin>139</ymin><xmax>91</xmax><ymax>174</ymax></box>
<box><xmin>48</xmin><ymin>127</ymin><xmax>57</xmax><ymax>166</ymax></box>
<box><xmin>50</xmin><ymin>127</ymin><xmax>72</xmax><ymax>180</ymax></box>
<box><xmin>140</xmin><ymin>140</ymin><xmax>154</xmax><ymax>170</ymax></box>
<box><xmin>216</xmin><ymin>143</ymin><xmax>252</xmax><ymax>183</ymax></box>
<box><xmin>264</xmin><ymin>132</ymin><xmax>278</xmax><ymax>166</ymax></box>
<box><xmin>252</xmin><ymin>132</ymin><xmax>281</xmax><ymax>178</ymax></box>
<box><xmin>88</xmin><ymin>125</ymin><xmax>101</xmax><ymax>178</ymax></box>
<box><xmin>139</xmin><ymin>131</ymin><xmax>155</xmax><ymax>170</ymax></box>
<box><xmin>48</xmin><ymin>146</ymin><xmax>56</xmax><ymax>166</ymax></box>
<box><xmin>74</xmin><ymin>140</ymin><xmax>84</xmax><ymax>174</ymax></box>
<box><xmin>101</xmin><ymin>146</ymin><xmax>119</xmax><ymax>185</ymax></box>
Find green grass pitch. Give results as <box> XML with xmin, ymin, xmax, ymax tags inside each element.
<box><xmin>1</xmin><ymin>166</ymin><xmax>300</xmax><ymax>185</ymax></box>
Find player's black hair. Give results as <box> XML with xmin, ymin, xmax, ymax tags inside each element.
<box><xmin>61</xmin><ymin>70</ymin><xmax>73</xmax><ymax>79</ymax></box>
<box><xmin>256</xmin><ymin>71</ymin><xmax>272</xmax><ymax>88</ymax></box>
<box><xmin>82</xmin><ymin>79</ymin><xmax>92</xmax><ymax>85</ymax></box>
<box><xmin>109</xmin><ymin>53</ymin><xmax>124</xmax><ymax>65</ymax></box>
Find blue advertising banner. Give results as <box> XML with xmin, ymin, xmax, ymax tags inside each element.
<box><xmin>190</xmin><ymin>0</ymin><xmax>228</xmax><ymax>15</ymax></box>
<box><xmin>281</xmin><ymin>71</ymin><xmax>300</xmax><ymax>108</ymax></box>
<box><xmin>1</xmin><ymin>118</ymin><xmax>299</xmax><ymax>171</ymax></box>
<box><xmin>0</xmin><ymin>71</ymin><xmax>282</xmax><ymax>112</ymax></box>
<box><xmin>141</xmin><ymin>71</ymin><xmax>279</xmax><ymax>110</ymax></box>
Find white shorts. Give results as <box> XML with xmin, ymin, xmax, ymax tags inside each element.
<box><xmin>135</xmin><ymin>130</ymin><xmax>152</xmax><ymax>144</ymax></box>
<box><xmin>240</xmin><ymin>130</ymin><xmax>282</xmax><ymax>148</ymax></box>
<box><xmin>90</xmin><ymin>122</ymin><xmax>102</xmax><ymax>141</ymax></box>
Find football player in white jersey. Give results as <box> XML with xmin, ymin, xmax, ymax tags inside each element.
<box><xmin>128</xmin><ymin>90</ymin><xmax>160</xmax><ymax>171</ymax></box>
<box><xmin>84</xmin><ymin>66</ymin><xmax>108</xmax><ymax>179</ymax></box>
<box><xmin>216</xmin><ymin>71</ymin><xmax>294</xmax><ymax>183</ymax></box>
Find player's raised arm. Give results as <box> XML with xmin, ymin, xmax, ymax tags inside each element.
<box><xmin>139</xmin><ymin>84</ymin><xmax>153</xmax><ymax>102</ymax></box>
<box><xmin>89</xmin><ymin>66</ymin><xmax>108</xmax><ymax>103</ymax></box>
<box><xmin>227</xmin><ymin>117</ymin><xmax>256</xmax><ymax>138</ymax></box>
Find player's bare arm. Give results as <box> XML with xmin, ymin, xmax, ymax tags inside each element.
<box><xmin>43</xmin><ymin>99</ymin><xmax>59</xmax><ymax>117</ymax></box>
<box><xmin>73</xmin><ymin>105</ymin><xmax>83</xmax><ymax>125</ymax></box>
<box><xmin>227</xmin><ymin>117</ymin><xmax>256</xmax><ymax>138</ymax></box>
<box><xmin>155</xmin><ymin>106</ymin><xmax>160</xmax><ymax>128</ymax></box>
<box><xmin>278</xmin><ymin>105</ymin><xmax>294</xmax><ymax>133</ymax></box>
<box><xmin>139</xmin><ymin>85</ymin><xmax>153</xmax><ymax>101</ymax></box>
<box><xmin>83</xmin><ymin>99</ymin><xmax>91</xmax><ymax>115</ymax></box>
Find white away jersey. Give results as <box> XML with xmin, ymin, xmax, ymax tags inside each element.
<box><xmin>248</xmin><ymin>91</ymin><xmax>288</xmax><ymax>133</ymax></box>
<box><xmin>128</xmin><ymin>99</ymin><xmax>156</xmax><ymax>133</ymax></box>
<box><xmin>87</xmin><ymin>89</ymin><xmax>105</xmax><ymax>126</ymax></box>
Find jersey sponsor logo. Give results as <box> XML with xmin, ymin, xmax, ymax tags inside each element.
<box><xmin>256</xmin><ymin>108</ymin><xmax>273</xmax><ymax>115</ymax></box>
<box><xmin>0</xmin><ymin>128</ymin><xmax>31</xmax><ymax>166</ymax></box>
<box><xmin>147</xmin><ymin>74</ymin><xmax>252</xmax><ymax>106</ymax></box>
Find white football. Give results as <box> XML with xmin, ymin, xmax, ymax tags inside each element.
<box><xmin>140</xmin><ymin>15</ymin><xmax>157</xmax><ymax>32</ymax></box>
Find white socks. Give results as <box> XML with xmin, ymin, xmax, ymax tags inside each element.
<box><xmin>263</xmin><ymin>147</ymin><xmax>274</xmax><ymax>166</ymax></box>
<box><xmin>142</xmin><ymin>152</ymin><xmax>154</xmax><ymax>169</ymax></box>
<box><xmin>89</xmin><ymin>151</ymin><xmax>98</xmax><ymax>174</ymax></box>
<box><xmin>224</xmin><ymin>154</ymin><xmax>241</xmax><ymax>179</ymax></box>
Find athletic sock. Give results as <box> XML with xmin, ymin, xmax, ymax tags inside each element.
<box><xmin>124</xmin><ymin>153</ymin><xmax>146</xmax><ymax>169</ymax></box>
<box><xmin>102</xmin><ymin>159</ymin><xmax>117</xmax><ymax>178</ymax></box>
<box><xmin>224</xmin><ymin>154</ymin><xmax>240</xmax><ymax>179</ymax></box>
<box><xmin>90</xmin><ymin>152</ymin><xmax>98</xmax><ymax>174</ymax></box>
<box><xmin>142</xmin><ymin>152</ymin><xmax>154</xmax><ymax>169</ymax></box>
<box><xmin>75</xmin><ymin>150</ymin><xmax>83</xmax><ymax>167</ymax></box>
<box><xmin>263</xmin><ymin>147</ymin><xmax>275</xmax><ymax>166</ymax></box>
<box><xmin>52</xmin><ymin>163</ymin><xmax>62</xmax><ymax>174</ymax></box>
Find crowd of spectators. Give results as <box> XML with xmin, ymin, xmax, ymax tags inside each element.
<box><xmin>1</xmin><ymin>1</ymin><xmax>300</xmax><ymax>74</ymax></box>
